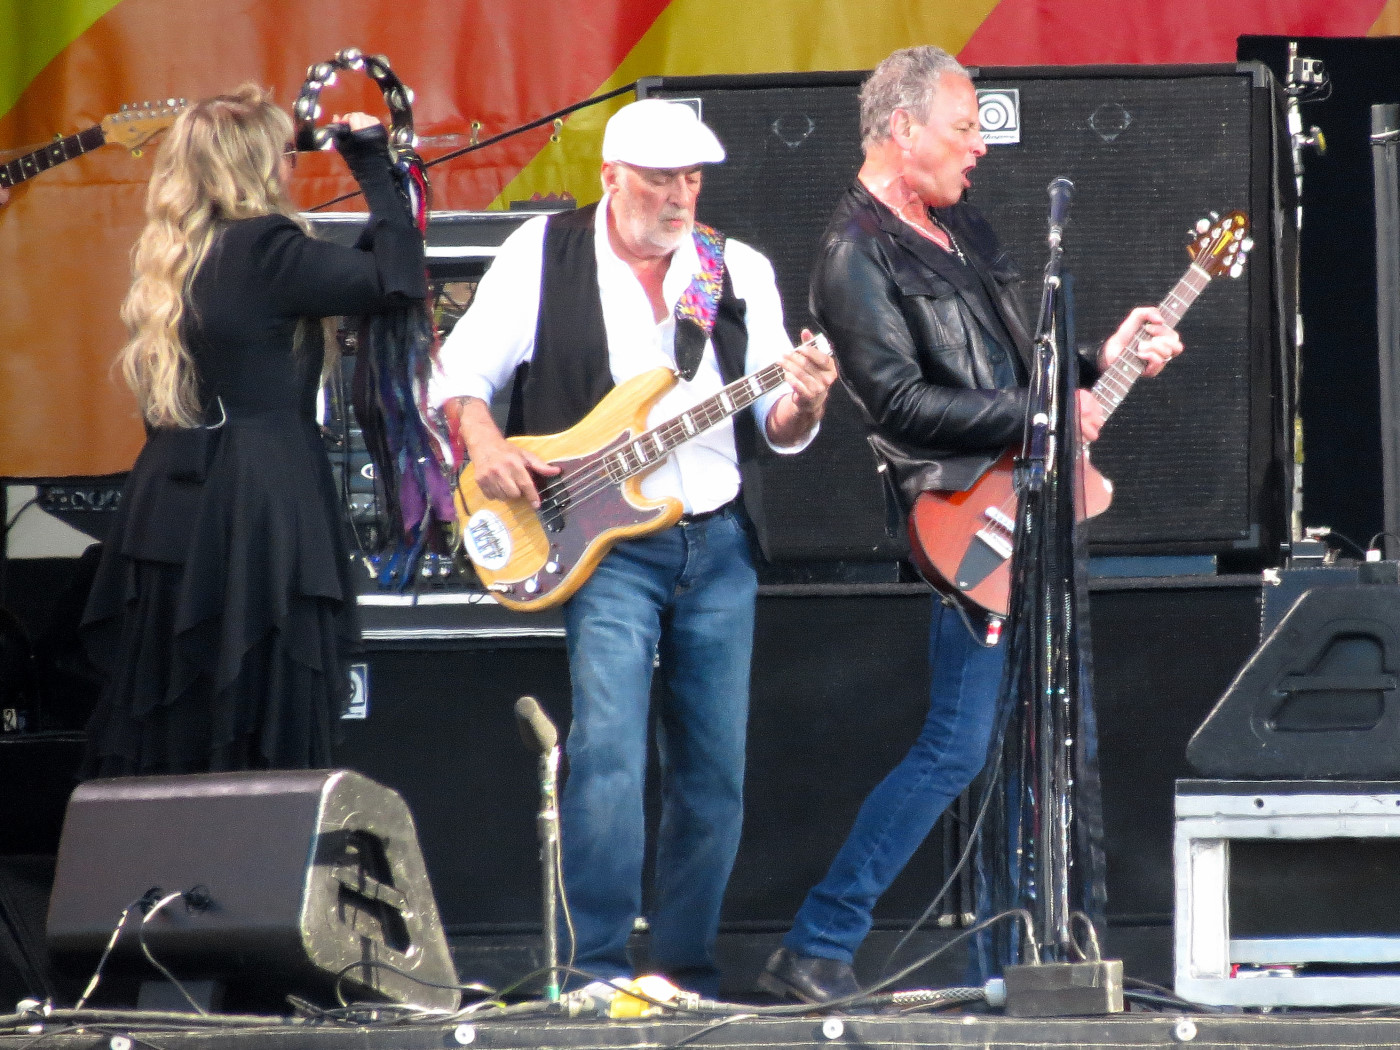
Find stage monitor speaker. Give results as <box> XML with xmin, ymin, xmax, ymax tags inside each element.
<box><xmin>46</xmin><ymin>769</ymin><xmax>460</xmax><ymax>1012</ymax></box>
<box><xmin>1188</xmin><ymin>580</ymin><xmax>1400</xmax><ymax>778</ymax></box>
<box><xmin>640</xmin><ymin>64</ymin><xmax>1293</xmax><ymax>565</ymax></box>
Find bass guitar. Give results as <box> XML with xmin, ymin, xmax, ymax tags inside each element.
<box><xmin>0</xmin><ymin>100</ymin><xmax>185</xmax><ymax>192</ymax></box>
<box><xmin>455</xmin><ymin>333</ymin><xmax>830</xmax><ymax>611</ymax></box>
<box><xmin>907</xmin><ymin>210</ymin><xmax>1252</xmax><ymax>623</ymax></box>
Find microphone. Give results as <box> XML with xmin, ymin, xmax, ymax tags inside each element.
<box><xmin>515</xmin><ymin>695</ymin><xmax>558</xmax><ymax>754</ymax></box>
<box><xmin>1047</xmin><ymin>177</ymin><xmax>1074</xmax><ymax>248</ymax></box>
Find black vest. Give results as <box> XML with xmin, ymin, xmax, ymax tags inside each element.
<box><xmin>507</xmin><ymin>203</ymin><xmax>757</xmax><ymax>466</ymax></box>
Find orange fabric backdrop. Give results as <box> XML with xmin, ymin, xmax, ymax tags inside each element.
<box><xmin>0</xmin><ymin>0</ymin><xmax>1393</xmax><ymax>476</ymax></box>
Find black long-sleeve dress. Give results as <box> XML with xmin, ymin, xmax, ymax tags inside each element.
<box><xmin>81</xmin><ymin>127</ymin><xmax>427</xmax><ymax>775</ymax></box>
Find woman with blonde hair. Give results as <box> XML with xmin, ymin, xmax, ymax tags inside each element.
<box><xmin>81</xmin><ymin>84</ymin><xmax>425</xmax><ymax>774</ymax></box>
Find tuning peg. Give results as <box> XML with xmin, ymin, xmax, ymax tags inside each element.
<box><xmin>1242</xmin><ymin>237</ymin><xmax>1255</xmax><ymax>253</ymax></box>
<box><xmin>1195</xmin><ymin>217</ymin><xmax>1210</xmax><ymax>234</ymax></box>
<box><xmin>1230</xmin><ymin>263</ymin><xmax>1244</xmax><ymax>278</ymax></box>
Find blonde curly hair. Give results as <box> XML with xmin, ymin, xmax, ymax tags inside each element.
<box><xmin>119</xmin><ymin>83</ymin><xmax>307</xmax><ymax>427</ymax></box>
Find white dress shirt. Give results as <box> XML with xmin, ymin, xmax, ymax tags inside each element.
<box><xmin>431</xmin><ymin>195</ymin><xmax>815</xmax><ymax>514</ymax></box>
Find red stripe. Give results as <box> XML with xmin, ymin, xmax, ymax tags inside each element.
<box><xmin>958</xmin><ymin>0</ymin><xmax>1391</xmax><ymax>65</ymax></box>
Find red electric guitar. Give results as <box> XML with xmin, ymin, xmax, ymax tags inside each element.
<box><xmin>907</xmin><ymin>210</ymin><xmax>1253</xmax><ymax>623</ymax></box>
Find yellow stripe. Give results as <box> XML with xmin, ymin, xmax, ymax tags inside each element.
<box><xmin>494</xmin><ymin>0</ymin><xmax>1001</xmax><ymax>209</ymax></box>
<box><xmin>1372</xmin><ymin>0</ymin><xmax>1400</xmax><ymax>33</ymax></box>
<box><xmin>0</xmin><ymin>0</ymin><xmax>125</xmax><ymax>118</ymax></box>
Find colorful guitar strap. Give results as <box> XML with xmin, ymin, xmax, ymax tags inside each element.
<box><xmin>672</xmin><ymin>222</ymin><xmax>726</xmax><ymax>381</ymax></box>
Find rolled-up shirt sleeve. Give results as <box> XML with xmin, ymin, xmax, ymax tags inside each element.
<box><xmin>429</xmin><ymin>215</ymin><xmax>550</xmax><ymax>408</ymax></box>
<box><xmin>726</xmin><ymin>240</ymin><xmax>819</xmax><ymax>455</ymax></box>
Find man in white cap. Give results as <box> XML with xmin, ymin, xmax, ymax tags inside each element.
<box><xmin>433</xmin><ymin>98</ymin><xmax>837</xmax><ymax>995</ymax></box>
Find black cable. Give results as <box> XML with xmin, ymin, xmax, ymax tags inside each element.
<box><xmin>5</xmin><ymin>495</ymin><xmax>38</xmax><ymax>533</ymax></box>
<box><xmin>1316</xmin><ymin>529</ymin><xmax>1368</xmax><ymax>558</ymax></box>
<box><xmin>880</xmin><ymin>746</ymin><xmax>1005</xmax><ymax>977</ymax></box>
<box><xmin>0</xmin><ymin>1010</ymin><xmax>281</xmax><ymax>1030</ymax></box>
<box><xmin>1367</xmin><ymin>530</ymin><xmax>1400</xmax><ymax>553</ymax></box>
<box><xmin>1124</xmin><ymin>989</ymin><xmax>1221</xmax><ymax>1014</ymax></box>
<box><xmin>307</xmin><ymin>82</ymin><xmax>638</xmax><ymax>212</ymax></box>
<box><xmin>666</xmin><ymin>1012</ymin><xmax>760</xmax><ymax>1048</ymax></box>
<box><xmin>137</xmin><ymin>892</ymin><xmax>208</xmax><ymax>1016</ymax></box>
<box><xmin>1123</xmin><ymin>976</ymin><xmax>1226</xmax><ymax>1013</ymax></box>
<box><xmin>330</xmin><ymin>956</ymin><xmax>497</xmax><ymax>1010</ymax></box>
<box><xmin>73</xmin><ymin>895</ymin><xmax>147</xmax><ymax>1010</ymax></box>
<box><xmin>325</xmin><ymin>915</ymin><xmax>1027</xmax><ymax>1032</ymax></box>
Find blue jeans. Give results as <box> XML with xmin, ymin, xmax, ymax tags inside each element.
<box><xmin>783</xmin><ymin>601</ymin><xmax>1006</xmax><ymax>963</ymax></box>
<box><xmin>559</xmin><ymin>508</ymin><xmax>756</xmax><ymax>995</ymax></box>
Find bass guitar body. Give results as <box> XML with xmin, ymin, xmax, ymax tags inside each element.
<box><xmin>454</xmin><ymin>369</ymin><xmax>683</xmax><ymax>612</ymax></box>
<box><xmin>908</xmin><ymin>450</ymin><xmax>1114</xmax><ymax>620</ymax></box>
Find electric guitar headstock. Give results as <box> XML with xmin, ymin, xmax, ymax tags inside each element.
<box><xmin>99</xmin><ymin>99</ymin><xmax>186</xmax><ymax>153</ymax></box>
<box><xmin>1189</xmin><ymin>210</ymin><xmax>1252</xmax><ymax>279</ymax></box>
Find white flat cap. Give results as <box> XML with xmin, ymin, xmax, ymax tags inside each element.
<box><xmin>602</xmin><ymin>99</ymin><xmax>726</xmax><ymax>168</ymax></box>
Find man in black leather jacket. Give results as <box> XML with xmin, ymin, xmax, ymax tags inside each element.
<box><xmin>759</xmin><ymin>45</ymin><xmax>1184</xmax><ymax>1004</ymax></box>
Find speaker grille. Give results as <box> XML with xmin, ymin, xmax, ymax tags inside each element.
<box><xmin>644</xmin><ymin>67</ymin><xmax>1291</xmax><ymax>562</ymax></box>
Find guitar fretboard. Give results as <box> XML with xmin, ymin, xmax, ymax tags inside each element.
<box><xmin>604</xmin><ymin>359</ymin><xmax>790</xmax><ymax>482</ymax></box>
<box><xmin>0</xmin><ymin>125</ymin><xmax>106</xmax><ymax>189</ymax></box>
<box><xmin>1091</xmin><ymin>263</ymin><xmax>1211</xmax><ymax>422</ymax></box>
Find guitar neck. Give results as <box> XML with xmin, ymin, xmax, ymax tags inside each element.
<box><xmin>1090</xmin><ymin>262</ymin><xmax>1211</xmax><ymax>423</ymax></box>
<box><xmin>0</xmin><ymin>125</ymin><xmax>106</xmax><ymax>190</ymax></box>
<box><xmin>607</xmin><ymin>359</ymin><xmax>790</xmax><ymax>480</ymax></box>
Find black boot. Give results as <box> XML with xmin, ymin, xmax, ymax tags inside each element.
<box><xmin>757</xmin><ymin>947</ymin><xmax>861</xmax><ymax>1004</ymax></box>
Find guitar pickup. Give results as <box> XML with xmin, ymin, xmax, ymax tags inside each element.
<box><xmin>975</xmin><ymin>507</ymin><xmax>1015</xmax><ymax>560</ymax></box>
<box><xmin>984</xmin><ymin>506</ymin><xmax>1014</xmax><ymax>531</ymax></box>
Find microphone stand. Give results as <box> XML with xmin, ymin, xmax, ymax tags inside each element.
<box><xmin>1004</xmin><ymin>177</ymin><xmax>1080</xmax><ymax>961</ymax></box>
<box><xmin>515</xmin><ymin>696</ymin><xmax>562</xmax><ymax>1001</ymax></box>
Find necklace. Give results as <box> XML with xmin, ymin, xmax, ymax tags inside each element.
<box><xmin>927</xmin><ymin>212</ymin><xmax>967</xmax><ymax>264</ymax></box>
<box><xmin>893</xmin><ymin>197</ymin><xmax>967</xmax><ymax>264</ymax></box>
<box><xmin>862</xmin><ymin>174</ymin><xmax>968</xmax><ymax>263</ymax></box>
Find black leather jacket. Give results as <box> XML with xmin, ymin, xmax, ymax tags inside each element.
<box><xmin>811</xmin><ymin>183</ymin><xmax>1045</xmax><ymax>512</ymax></box>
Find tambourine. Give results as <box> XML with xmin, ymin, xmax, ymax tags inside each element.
<box><xmin>292</xmin><ymin>47</ymin><xmax>420</xmax><ymax>160</ymax></box>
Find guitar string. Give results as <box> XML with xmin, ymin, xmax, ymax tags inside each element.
<box><xmin>978</xmin><ymin>265</ymin><xmax>1211</xmax><ymax>543</ymax></box>
<box><xmin>2</xmin><ymin>111</ymin><xmax>178</xmax><ymax>188</ymax></box>
<box><xmin>529</xmin><ymin>359</ymin><xmax>786</xmax><ymax>519</ymax></box>
<box><xmin>505</xmin><ymin>335</ymin><xmax>823</xmax><ymax>523</ymax></box>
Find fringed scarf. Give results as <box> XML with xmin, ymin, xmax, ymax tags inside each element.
<box><xmin>351</xmin><ymin>158</ymin><xmax>456</xmax><ymax>590</ymax></box>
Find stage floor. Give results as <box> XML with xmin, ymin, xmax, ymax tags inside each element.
<box><xmin>5</xmin><ymin>1008</ymin><xmax>1400</xmax><ymax>1050</ymax></box>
